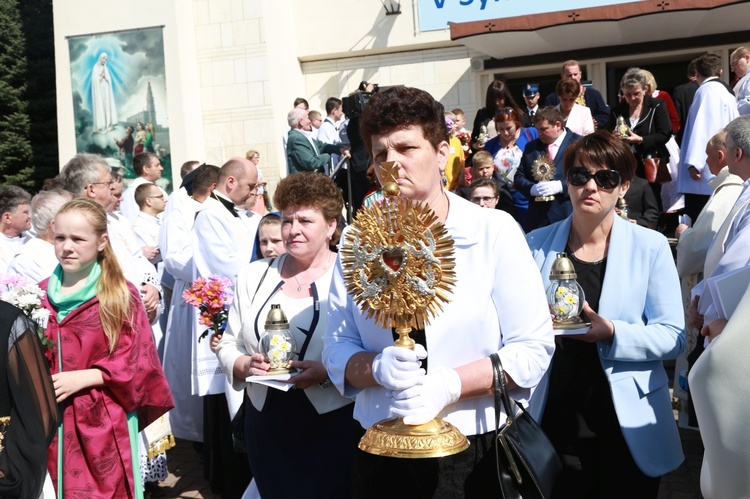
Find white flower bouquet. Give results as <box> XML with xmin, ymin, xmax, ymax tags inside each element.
<box><xmin>0</xmin><ymin>273</ymin><xmax>54</xmax><ymax>349</ymax></box>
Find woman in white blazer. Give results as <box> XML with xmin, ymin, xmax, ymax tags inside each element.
<box><xmin>216</xmin><ymin>173</ymin><xmax>357</xmax><ymax>499</ymax></box>
<box><xmin>526</xmin><ymin>131</ymin><xmax>685</xmax><ymax>498</ymax></box>
<box><xmin>556</xmin><ymin>78</ymin><xmax>595</xmax><ymax>137</ymax></box>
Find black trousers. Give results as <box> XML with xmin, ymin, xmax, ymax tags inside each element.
<box><xmin>203</xmin><ymin>393</ymin><xmax>251</xmax><ymax>499</ymax></box>
<box><xmin>352</xmin><ymin>427</ymin><xmax>501</xmax><ymax>499</ymax></box>
<box><xmin>542</xmin><ymin>343</ymin><xmax>661</xmax><ymax>499</ymax></box>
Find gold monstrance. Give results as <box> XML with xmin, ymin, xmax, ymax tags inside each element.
<box><xmin>531</xmin><ymin>154</ymin><xmax>556</xmax><ymax>202</ymax></box>
<box><xmin>339</xmin><ymin>161</ymin><xmax>469</xmax><ymax>458</ymax></box>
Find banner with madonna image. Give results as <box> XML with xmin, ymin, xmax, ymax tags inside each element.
<box><xmin>67</xmin><ymin>26</ymin><xmax>173</xmax><ymax>192</ymax></box>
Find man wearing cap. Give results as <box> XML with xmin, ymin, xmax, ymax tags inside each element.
<box><xmin>521</xmin><ymin>83</ymin><xmax>541</xmax><ymax>128</ymax></box>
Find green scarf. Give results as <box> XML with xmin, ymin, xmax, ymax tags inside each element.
<box><xmin>47</xmin><ymin>262</ymin><xmax>101</xmax><ymax>322</ymax></box>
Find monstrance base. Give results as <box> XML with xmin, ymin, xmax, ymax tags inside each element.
<box><xmin>358</xmin><ymin>417</ymin><xmax>470</xmax><ymax>459</ymax></box>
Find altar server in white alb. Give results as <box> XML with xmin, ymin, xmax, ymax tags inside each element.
<box><xmin>8</xmin><ymin>190</ymin><xmax>72</xmax><ymax>282</ymax></box>
<box><xmin>132</xmin><ymin>182</ymin><xmax>168</xmax><ymax>269</ymax></box>
<box><xmin>120</xmin><ymin>152</ymin><xmax>168</xmax><ymax>223</ymax></box>
<box><xmin>678</xmin><ymin>53</ymin><xmax>738</xmax><ymax>223</ymax></box>
<box><xmin>160</xmin><ymin>164</ymin><xmax>219</xmax><ymax>443</ymax></box>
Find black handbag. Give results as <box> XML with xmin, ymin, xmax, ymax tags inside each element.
<box><xmin>491</xmin><ymin>353</ymin><xmax>561</xmax><ymax>499</ymax></box>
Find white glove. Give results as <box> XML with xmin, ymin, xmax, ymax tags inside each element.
<box><xmin>391</xmin><ymin>369</ymin><xmax>462</xmax><ymax>425</ymax></box>
<box><xmin>530</xmin><ymin>180</ymin><xmax>563</xmax><ymax>197</ymax></box>
<box><xmin>372</xmin><ymin>344</ymin><xmax>427</xmax><ymax>391</ymax></box>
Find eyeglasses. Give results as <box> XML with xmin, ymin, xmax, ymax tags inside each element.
<box><xmin>730</xmin><ymin>56</ymin><xmax>747</xmax><ymax>69</ymax></box>
<box><xmin>90</xmin><ymin>180</ymin><xmax>114</xmax><ymax>187</ymax></box>
<box><xmin>622</xmin><ymin>90</ymin><xmax>643</xmax><ymax>99</ymax></box>
<box><xmin>470</xmin><ymin>195</ymin><xmax>499</xmax><ymax>204</ymax></box>
<box><xmin>566</xmin><ymin>166</ymin><xmax>621</xmax><ymax>189</ymax></box>
<box><xmin>148</xmin><ymin>194</ymin><xmax>165</xmax><ymax>200</ymax></box>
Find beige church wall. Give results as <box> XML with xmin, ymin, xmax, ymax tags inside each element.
<box><xmin>301</xmin><ymin>46</ymin><xmax>480</xmax><ymax>133</ymax></box>
<box><xmin>53</xmin><ymin>0</ymin><xmax>205</xmax><ymax>188</ymax></box>
<box><xmin>194</xmin><ymin>0</ymin><xmax>307</xmax><ymax>187</ymax></box>
<box><xmin>293</xmin><ymin>0</ymin><xmax>456</xmax><ymax>61</ymax></box>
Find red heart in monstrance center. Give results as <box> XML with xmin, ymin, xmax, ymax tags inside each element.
<box><xmin>381</xmin><ymin>247</ymin><xmax>407</xmax><ymax>275</ymax></box>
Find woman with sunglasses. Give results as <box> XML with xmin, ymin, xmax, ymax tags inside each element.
<box><xmin>525</xmin><ymin>131</ymin><xmax>685</xmax><ymax>498</ymax></box>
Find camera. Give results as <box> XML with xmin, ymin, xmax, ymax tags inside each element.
<box><xmin>342</xmin><ymin>82</ymin><xmax>379</xmax><ymax>119</ymax></box>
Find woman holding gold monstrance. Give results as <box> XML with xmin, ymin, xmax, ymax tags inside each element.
<box><xmin>322</xmin><ymin>86</ymin><xmax>555</xmax><ymax>497</ymax></box>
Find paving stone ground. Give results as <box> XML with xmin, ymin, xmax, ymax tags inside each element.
<box><xmin>151</xmin><ymin>425</ymin><xmax>703</xmax><ymax>499</ymax></box>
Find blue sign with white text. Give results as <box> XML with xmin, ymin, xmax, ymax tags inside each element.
<box><xmin>418</xmin><ymin>0</ymin><xmax>643</xmax><ymax>31</ymax></box>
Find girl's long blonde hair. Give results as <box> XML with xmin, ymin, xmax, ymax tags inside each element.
<box><xmin>57</xmin><ymin>198</ymin><xmax>131</xmax><ymax>353</ymax></box>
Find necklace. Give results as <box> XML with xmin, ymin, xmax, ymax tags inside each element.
<box><xmin>289</xmin><ymin>252</ymin><xmax>333</xmax><ymax>291</ymax></box>
<box><xmin>426</xmin><ymin>188</ymin><xmax>449</xmax><ymax>222</ymax></box>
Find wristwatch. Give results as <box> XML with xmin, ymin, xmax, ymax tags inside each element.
<box><xmin>319</xmin><ymin>377</ymin><xmax>332</xmax><ymax>389</ymax></box>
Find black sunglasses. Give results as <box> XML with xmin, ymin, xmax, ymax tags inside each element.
<box><xmin>567</xmin><ymin>166</ymin><xmax>621</xmax><ymax>189</ymax></box>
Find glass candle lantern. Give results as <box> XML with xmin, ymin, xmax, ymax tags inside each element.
<box><xmin>259</xmin><ymin>304</ymin><xmax>297</xmax><ymax>375</ymax></box>
<box><xmin>546</xmin><ymin>252</ymin><xmax>587</xmax><ymax>329</ymax></box>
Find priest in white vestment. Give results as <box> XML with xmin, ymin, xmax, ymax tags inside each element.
<box><xmin>160</xmin><ymin>164</ymin><xmax>219</xmax><ymax>442</ymax></box>
<box><xmin>692</xmin><ymin>117</ymin><xmax>750</xmax><ymax>327</ymax></box>
<box><xmin>191</xmin><ymin>158</ymin><xmax>258</xmax><ymax>397</ymax></box>
<box><xmin>689</xmin><ymin>281</ymin><xmax>750</xmax><ymax>499</ymax></box>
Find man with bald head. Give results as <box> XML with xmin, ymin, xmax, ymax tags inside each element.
<box><xmin>191</xmin><ymin>157</ymin><xmax>258</xmax><ymax>394</ymax></box>
<box><xmin>190</xmin><ymin>157</ymin><xmax>257</xmax><ymax>494</ymax></box>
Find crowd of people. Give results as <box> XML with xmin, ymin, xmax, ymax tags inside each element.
<box><xmin>1</xmin><ymin>49</ymin><xmax>750</xmax><ymax>499</ymax></box>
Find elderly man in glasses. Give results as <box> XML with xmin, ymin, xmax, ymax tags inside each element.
<box><xmin>515</xmin><ymin>106</ymin><xmax>581</xmax><ymax>230</ymax></box>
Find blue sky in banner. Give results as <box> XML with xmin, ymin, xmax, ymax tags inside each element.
<box><xmin>417</xmin><ymin>0</ymin><xmax>643</xmax><ymax>31</ymax></box>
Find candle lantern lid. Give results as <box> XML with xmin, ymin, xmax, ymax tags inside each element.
<box><xmin>265</xmin><ymin>304</ymin><xmax>289</xmax><ymax>330</ymax></box>
<box><xmin>549</xmin><ymin>252</ymin><xmax>577</xmax><ymax>280</ymax></box>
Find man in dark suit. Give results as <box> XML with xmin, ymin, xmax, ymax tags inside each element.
<box><xmin>286</xmin><ymin>107</ymin><xmax>349</xmax><ymax>175</ymax></box>
<box><xmin>514</xmin><ymin>106</ymin><xmax>581</xmax><ymax>231</ymax></box>
<box><xmin>672</xmin><ymin>58</ymin><xmax>700</xmax><ymax>147</ymax></box>
<box><xmin>544</xmin><ymin>60</ymin><xmax>610</xmax><ymax>130</ymax></box>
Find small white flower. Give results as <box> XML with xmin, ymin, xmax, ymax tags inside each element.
<box><xmin>16</xmin><ymin>293</ymin><xmax>40</xmax><ymax>309</ymax></box>
<box><xmin>31</xmin><ymin>308</ymin><xmax>50</xmax><ymax>329</ymax></box>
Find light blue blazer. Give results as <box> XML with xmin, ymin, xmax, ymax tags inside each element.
<box><xmin>525</xmin><ymin>214</ymin><xmax>685</xmax><ymax>478</ymax></box>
